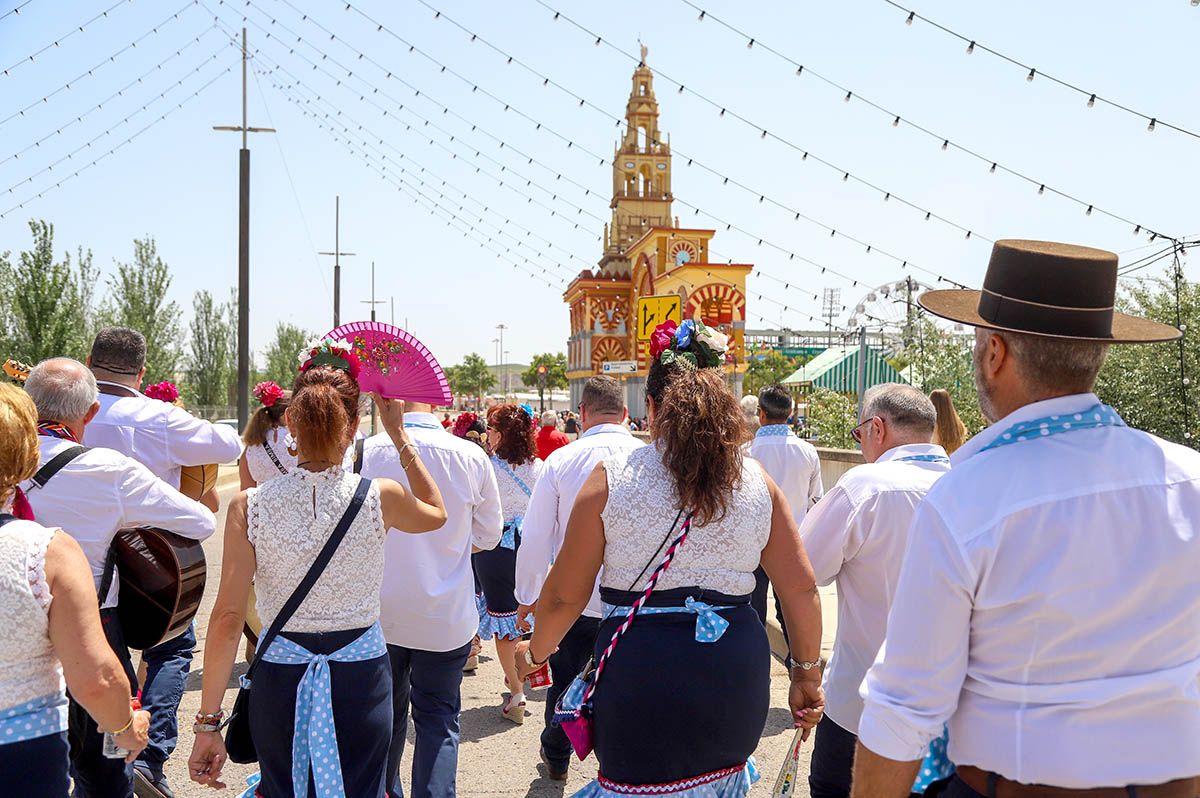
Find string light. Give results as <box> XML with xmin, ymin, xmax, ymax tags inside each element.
<box><xmin>1026</xmin><ymin>68</ymin><xmax>1036</xmax><ymax>82</ymax></box>
<box><xmin>2</xmin><ymin>0</ymin><xmax>133</xmax><ymax>78</ymax></box>
<box><xmin>965</xmin><ymin>40</ymin><xmax>975</xmax><ymax>55</ymax></box>
<box><xmin>0</xmin><ymin>2</ymin><xmax>39</xmax><ymax>24</ymax></box>
<box><xmin>1087</xmin><ymin>93</ymin><xmax>1096</xmax><ymax>108</ymax></box>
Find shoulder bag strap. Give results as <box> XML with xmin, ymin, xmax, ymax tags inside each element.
<box><xmin>245</xmin><ymin>477</ymin><xmax>372</xmax><ymax>678</ymax></box>
<box><xmin>30</xmin><ymin>446</ymin><xmax>90</xmax><ymax>489</ymax></box>
<box><xmin>261</xmin><ymin>438</ymin><xmax>288</xmax><ymax>475</ymax></box>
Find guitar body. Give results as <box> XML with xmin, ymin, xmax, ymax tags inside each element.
<box><xmin>179</xmin><ymin>463</ymin><xmax>219</xmax><ymax>500</ymax></box>
<box><xmin>114</xmin><ymin>528</ymin><xmax>207</xmax><ymax>650</ymax></box>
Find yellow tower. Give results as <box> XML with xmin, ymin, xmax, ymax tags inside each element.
<box><xmin>566</xmin><ymin>47</ymin><xmax>751</xmax><ymax>416</ymax></box>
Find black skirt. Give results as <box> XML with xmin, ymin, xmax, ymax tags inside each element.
<box><xmin>590</xmin><ymin>587</ymin><xmax>770</xmax><ymax>786</ymax></box>
<box><xmin>0</xmin><ymin>731</ymin><xmax>69</xmax><ymax>798</ymax></box>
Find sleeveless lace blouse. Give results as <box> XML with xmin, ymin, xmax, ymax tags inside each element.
<box><xmin>247</xmin><ymin>467</ymin><xmax>386</xmax><ymax>633</ymax></box>
<box><xmin>244</xmin><ymin>427</ymin><xmax>297</xmax><ymax>485</ymax></box>
<box><xmin>491</xmin><ymin>457</ymin><xmax>544</xmax><ymax>523</ymax></box>
<box><xmin>600</xmin><ymin>446</ymin><xmax>772</xmax><ymax>596</ymax></box>
<box><xmin>0</xmin><ymin>520</ymin><xmax>64</xmax><ymax>712</ymax></box>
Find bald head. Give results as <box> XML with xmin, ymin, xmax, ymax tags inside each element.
<box><xmin>25</xmin><ymin>358</ymin><xmax>100</xmax><ymax>425</ymax></box>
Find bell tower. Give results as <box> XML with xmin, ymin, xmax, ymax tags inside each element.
<box><xmin>602</xmin><ymin>45</ymin><xmax>672</xmax><ymax>270</ymax></box>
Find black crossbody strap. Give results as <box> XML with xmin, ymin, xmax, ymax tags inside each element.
<box><xmin>261</xmin><ymin>439</ymin><xmax>287</xmax><ymax>475</ymax></box>
<box><xmin>31</xmin><ymin>445</ymin><xmax>90</xmax><ymax>488</ymax></box>
<box><xmin>245</xmin><ymin>477</ymin><xmax>371</xmax><ymax>680</ymax></box>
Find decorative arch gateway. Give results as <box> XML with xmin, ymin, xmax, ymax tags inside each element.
<box><xmin>590</xmin><ymin>337</ymin><xmax>628</xmax><ymax>372</ymax></box>
<box><xmin>590</xmin><ymin>296</ymin><xmax>630</xmax><ymax>334</ymax></box>
<box><xmin>635</xmin><ymin>252</ymin><xmax>655</xmax><ymax>294</ymax></box>
<box><xmin>686</xmin><ymin>283</ymin><xmax>745</xmax><ymax>327</ymax></box>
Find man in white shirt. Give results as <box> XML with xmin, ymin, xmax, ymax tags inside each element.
<box><xmin>360</xmin><ymin>402</ymin><xmax>502</xmax><ymax>798</ymax></box>
<box><xmin>83</xmin><ymin>327</ymin><xmax>240</xmax><ymax>798</ymax></box>
<box><xmin>798</xmin><ymin>383</ymin><xmax>948</xmax><ymax>798</ymax></box>
<box><xmin>853</xmin><ymin>240</ymin><xmax>1200</xmax><ymax>798</ymax></box>
<box><xmin>747</xmin><ymin>384</ymin><xmax>824</xmax><ymax>643</ymax></box>
<box><xmin>22</xmin><ymin>358</ymin><xmax>215</xmax><ymax>798</ymax></box>
<box><xmin>514</xmin><ymin>375</ymin><xmax>644</xmax><ymax>781</ymax></box>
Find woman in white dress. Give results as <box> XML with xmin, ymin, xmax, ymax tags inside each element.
<box><xmin>475</xmin><ymin>404</ymin><xmax>543</xmax><ymax>723</ymax></box>
<box><xmin>239</xmin><ymin>381</ymin><xmax>296</xmax><ymax>490</ymax></box>
<box><xmin>188</xmin><ymin>359</ymin><xmax>448</xmax><ymax>796</ymax></box>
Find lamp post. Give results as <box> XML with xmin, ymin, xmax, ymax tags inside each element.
<box><xmin>319</xmin><ymin>195</ymin><xmax>356</xmax><ymax>328</ymax></box>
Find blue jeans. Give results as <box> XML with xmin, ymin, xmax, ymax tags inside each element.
<box><xmin>541</xmin><ymin>615</ymin><xmax>600</xmax><ymax>771</ymax></box>
<box><xmin>136</xmin><ymin>622</ymin><xmax>195</xmax><ymax>771</ymax></box>
<box><xmin>386</xmin><ymin>641</ymin><xmax>471</xmax><ymax>798</ymax></box>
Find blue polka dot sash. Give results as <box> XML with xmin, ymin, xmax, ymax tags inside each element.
<box><xmin>499</xmin><ymin>515</ymin><xmax>523</xmax><ymax>551</ymax></box>
<box><xmin>755</xmin><ymin>424</ymin><xmax>792</xmax><ymax>438</ymax></box>
<box><xmin>600</xmin><ymin>597</ymin><xmax>734</xmax><ymax>644</ymax></box>
<box><xmin>0</xmin><ymin>691</ymin><xmax>68</xmax><ymax>744</ymax></box>
<box><xmin>895</xmin><ymin>454</ymin><xmax>951</xmax><ymax>464</ymax></box>
<box><xmin>259</xmin><ymin>623</ymin><xmax>387</xmax><ymax>798</ymax></box>
<box><xmin>980</xmin><ymin>403</ymin><xmax>1126</xmax><ymax>453</ymax></box>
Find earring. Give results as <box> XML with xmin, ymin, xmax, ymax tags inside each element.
<box><xmin>286</xmin><ymin>431</ymin><xmax>299</xmax><ymax>457</ymax></box>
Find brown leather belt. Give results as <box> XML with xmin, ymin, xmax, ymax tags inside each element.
<box><xmin>957</xmin><ymin>766</ymin><xmax>1198</xmax><ymax>798</ymax></box>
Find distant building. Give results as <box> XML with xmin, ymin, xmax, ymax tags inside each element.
<box><xmin>781</xmin><ymin>345</ymin><xmax>906</xmax><ymax>397</ymax></box>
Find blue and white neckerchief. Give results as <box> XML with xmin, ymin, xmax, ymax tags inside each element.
<box><xmin>403</xmin><ymin>421</ymin><xmax>441</xmax><ymax>430</ymax></box>
<box><xmin>600</xmin><ymin>597</ymin><xmax>733</xmax><ymax>643</ymax></box>
<box><xmin>491</xmin><ymin>456</ymin><xmax>532</xmax><ymax>496</ymax></box>
<box><xmin>755</xmin><ymin>424</ymin><xmax>792</xmax><ymax>438</ymax></box>
<box><xmin>895</xmin><ymin>454</ymin><xmax>951</xmax><ymax>464</ymax></box>
<box><xmin>980</xmin><ymin>403</ymin><xmax>1126</xmax><ymax>453</ymax></box>
<box><xmin>259</xmin><ymin>623</ymin><xmax>387</xmax><ymax>798</ymax></box>
<box><xmin>0</xmin><ymin>692</ymin><xmax>68</xmax><ymax>744</ymax></box>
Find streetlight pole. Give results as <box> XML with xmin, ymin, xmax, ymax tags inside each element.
<box><xmin>319</xmin><ymin>195</ymin><xmax>355</xmax><ymax>328</ymax></box>
<box><xmin>213</xmin><ymin>28</ymin><xmax>275</xmax><ymax>430</ymax></box>
<box><xmin>361</xmin><ymin>261</ymin><xmax>387</xmax><ymax>433</ymax></box>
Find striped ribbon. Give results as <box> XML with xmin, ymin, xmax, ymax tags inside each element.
<box><xmin>582</xmin><ymin>513</ymin><xmax>694</xmax><ymax>707</ymax></box>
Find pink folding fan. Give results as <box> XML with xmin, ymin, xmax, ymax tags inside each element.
<box><xmin>323</xmin><ymin>321</ymin><xmax>453</xmax><ymax>405</ymax></box>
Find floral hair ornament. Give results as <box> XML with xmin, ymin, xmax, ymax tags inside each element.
<box><xmin>452</xmin><ymin>411</ymin><xmax>481</xmax><ymax>438</ymax></box>
<box><xmin>651</xmin><ymin>317</ymin><xmax>729</xmax><ymax>370</ymax></box>
<box><xmin>297</xmin><ymin>337</ymin><xmax>361</xmax><ymax>379</ymax></box>
<box><xmin>144</xmin><ymin>381</ymin><xmax>180</xmax><ymax>403</ymax></box>
<box><xmin>252</xmin><ymin>381</ymin><xmax>285</xmax><ymax>408</ymax></box>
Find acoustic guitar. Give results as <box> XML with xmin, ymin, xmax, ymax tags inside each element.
<box><xmin>113</xmin><ymin>527</ymin><xmax>207</xmax><ymax>649</ymax></box>
<box><xmin>4</xmin><ymin>358</ymin><xmax>31</xmax><ymax>383</ymax></box>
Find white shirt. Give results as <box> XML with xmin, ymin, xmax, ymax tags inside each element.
<box><xmin>516</xmin><ymin>423</ymin><xmax>644</xmax><ymax>618</ymax></box>
<box><xmin>23</xmin><ymin>437</ymin><xmax>216</xmax><ymax>608</ymax></box>
<box><xmin>85</xmin><ymin>381</ymin><xmax>243</xmax><ymax>488</ymax></box>
<box><xmin>859</xmin><ymin>394</ymin><xmax>1200</xmax><ymax>788</ymax></box>
<box><xmin>799</xmin><ymin>443</ymin><xmax>950</xmax><ymax>732</ymax></box>
<box><xmin>748</xmin><ymin>425</ymin><xmax>824</xmax><ymax>525</ymax></box>
<box><xmin>361</xmin><ymin>413</ymin><xmax>503</xmax><ymax>651</ymax></box>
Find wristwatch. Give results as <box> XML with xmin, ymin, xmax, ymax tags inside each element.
<box><xmin>523</xmin><ymin>647</ymin><xmax>548</xmax><ymax>669</ymax></box>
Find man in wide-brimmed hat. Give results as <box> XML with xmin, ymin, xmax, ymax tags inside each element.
<box><xmin>852</xmin><ymin>240</ymin><xmax>1200</xmax><ymax>798</ymax></box>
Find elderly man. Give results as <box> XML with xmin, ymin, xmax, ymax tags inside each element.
<box><xmin>21</xmin><ymin>358</ymin><xmax>215</xmax><ymax>798</ymax></box>
<box><xmin>515</xmin><ymin>375</ymin><xmax>643</xmax><ymax>781</ymax></box>
<box><xmin>83</xmin><ymin>327</ymin><xmax>240</xmax><ymax>798</ymax></box>
<box><xmin>536</xmin><ymin>409</ymin><xmax>570</xmax><ymax>460</ymax></box>
<box><xmin>797</xmin><ymin>383</ymin><xmax>949</xmax><ymax>798</ymax></box>
<box><xmin>853</xmin><ymin>240</ymin><xmax>1200</xmax><ymax>798</ymax></box>
<box><xmin>360</xmin><ymin>400</ymin><xmax>502</xmax><ymax>798</ymax></box>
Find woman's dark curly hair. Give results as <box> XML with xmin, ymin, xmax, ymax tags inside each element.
<box><xmin>487</xmin><ymin>403</ymin><xmax>537</xmax><ymax>466</ymax></box>
<box><xmin>646</xmin><ymin>359</ymin><xmax>746</xmax><ymax>526</ymax></box>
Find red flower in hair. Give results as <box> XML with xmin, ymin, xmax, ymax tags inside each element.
<box><xmin>452</xmin><ymin>412</ymin><xmax>479</xmax><ymax>439</ymax></box>
<box><xmin>253</xmin><ymin>381</ymin><xmax>285</xmax><ymax>408</ymax></box>
<box><xmin>144</xmin><ymin>381</ymin><xmax>180</xmax><ymax>403</ymax></box>
<box><xmin>649</xmin><ymin>320</ymin><xmax>679</xmax><ymax>359</ymax></box>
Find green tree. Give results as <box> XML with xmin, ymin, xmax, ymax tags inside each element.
<box><xmin>184</xmin><ymin>290</ymin><xmax>235</xmax><ymax>406</ymax></box>
<box><xmin>805</xmin><ymin>387</ymin><xmax>858</xmax><ymax>449</ymax></box>
<box><xmin>743</xmin><ymin>350</ymin><xmax>797</xmax><ymax>397</ymax></box>
<box><xmin>448</xmin><ymin>353</ymin><xmax>495</xmax><ymax>407</ymax></box>
<box><xmin>100</xmin><ymin>237</ymin><xmax>181</xmax><ymax>383</ymax></box>
<box><xmin>521</xmin><ymin>352</ymin><xmax>568</xmax><ymax>410</ymax></box>
<box><xmin>901</xmin><ymin>319</ymin><xmax>985</xmax><ymax>435</ymax></box>
<box><xmin>262</xmin><ymin>322</ymin><xmax>313</xmax><ymax>389</ymax></box>
<box><xmin>1</xmin><ymin>220</ymin><xmax>97</xmax><ymax>363</ymax></box>
<box><xmin>1095</xmin><ymin>271</ymin><xmax>1199</xmax><ymax>446</ymax></box>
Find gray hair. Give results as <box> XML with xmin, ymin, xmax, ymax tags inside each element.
<box><xmin>25</xmin><ymin>358</ymin><xmax>99</xmax><ymax>423</ymax></box>
<box><xmin>580</xmin><ymin>375</ymin><xmax>624</xmax><ymax>416</ymax></box>
<box><xmin>995</xmin><ymin>330</ymin><xmax>1110</xmax><ymax>394</ymax></box>
<box><xmin>862</xmin><ymin>382</ymin><xmax>936</xmax><ymax>438</ymax></box>
<box><xmin>541</xmin><ymin>410</ymin><xmax>558</xmax><ymax>427</ymax></box>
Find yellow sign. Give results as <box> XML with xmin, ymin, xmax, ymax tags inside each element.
<box><xmin>636</xmin><ymin>295</ymin><xmax>682</xmax><ymax>341</ymax></box>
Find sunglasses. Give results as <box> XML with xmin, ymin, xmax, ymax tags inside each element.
<box><xmin>851</xmin><ymin>416</ymin><xmax>879</xmax><ymax>443</ymax></box>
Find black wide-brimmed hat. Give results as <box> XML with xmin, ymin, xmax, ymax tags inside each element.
<box><xmin>919</xmin><ymin>239</ymin><xmax>1181</xmax><ymax>343</ymax></box>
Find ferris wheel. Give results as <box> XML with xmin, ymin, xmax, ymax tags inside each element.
<box><xmin>845</xmin><ymin>278</ymin><xmax>963</xmax><ymax>339</ymax></box>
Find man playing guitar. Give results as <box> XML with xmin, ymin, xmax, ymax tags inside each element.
<box><xmin>85</xmin><ymin>328</ymin><xmax>241</xmax><ymax>798</ymax></box>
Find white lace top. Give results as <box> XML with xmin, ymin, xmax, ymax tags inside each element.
<box><xmin>490</xmin><ymin>457</ymin><xmax>544</xmax><ymax>522</ymax></box>
<box><xmin>600</xmin><ymin>446</ymin><xmax>772</xmax><ymax>596</ymax></box>
<box><xmin>0</xmin><ymin>520</ymin><xmax>64</xmax><ymax>712</ymax></box>
<box><xmin>247</xmin><ymin>467</ymin><xmax>386</xmax><ymax>633</ymax></box>
<box><xmin>243</xmin><ymin>427</ymin><xmax>297</xmax><ymax>485</ymax></box>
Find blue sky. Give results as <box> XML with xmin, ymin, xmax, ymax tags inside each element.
<box><xmin>1</xmin><ymin>0</ymin><xmax>1196</xmax><ymax>369</ymax></box>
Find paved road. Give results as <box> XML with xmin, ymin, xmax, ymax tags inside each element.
<box><xmin>158</xmin><ymin>477</ymin><xmax>821</xmax><ymax>797</ymax></box>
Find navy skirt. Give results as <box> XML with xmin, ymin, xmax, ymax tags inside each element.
<box><xmin>249</xmin><ymin>627</ymin><xmax>392</xmax><ymax>797</ymax></box>
<box><xmin>590</xmin><ymin>587</ymin><xmax>770</xmax><ymax>786</ymax></box>
<box><xmin>0</xmin><ymin>731</ymin><xmax>70</xmax><ymax>798</ymax></box>
<box><xmin>473</xmin><ymin>524</ymin><xmax>523</xmax><ymax>639</ymax></box>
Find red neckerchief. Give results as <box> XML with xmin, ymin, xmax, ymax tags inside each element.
<box><xmin>36</xmin><ymin>421</ymin><xmax>78</xmax><ymax>442</ymax></box>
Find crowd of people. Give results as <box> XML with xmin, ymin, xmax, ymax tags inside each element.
<box><xmin>1</xmin><ymin>238</ymin><xmax>1199</xmax><ymax>798</ymax></box>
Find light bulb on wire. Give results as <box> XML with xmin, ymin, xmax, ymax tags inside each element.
<box><xmin>966</xmin><ymin>41</ymin><xmax>975</xmax><ymax>55</ymax></box>
<box><xmin>1026</xmin><ymin>68</ymin><xmax>1036</xmax><ymax>82</ymax></box>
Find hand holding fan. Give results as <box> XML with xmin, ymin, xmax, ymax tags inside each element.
<box><xmin>319</xmin><ymin>321</ymin><xmax>453</xmax><ymax>405</ymax></box>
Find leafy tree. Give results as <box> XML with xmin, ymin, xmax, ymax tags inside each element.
<box><xmin>184</xmin><ymin>290</ymin><xmax>235</xmax><ymax>406</ymax></box>
<box><xmin>900</xmin><ymin>318</ymin><xmax>985</xmax><ymax>435</ymax></box>
<box><xmin>448</xmin><ymin>353</ymin><xmax>495</xmax><ymax>407</ymax></box>
<box><xmin>1095</xmin><ymin>271</ymin><xmax>1199</xmax><ymax>446</ymax></box>
<box><xmin>100</xmin><ymin>237</ymin><xmax>181</xmax><ymax>383</ymax></box>
<box><xmin>743</xmin><ymin>350</ymin><xmax>797</xmax><ymax>397</ymax></box>
<box><xmin>2</xmin><ymin>220</ymin><xmax>97</xmax><ymax>363</ymax></box>
<box><xmin>805</xmin><ymin>387</ymin><xmax>858</xmax><ymax>449</ymax></box>
<box><xmin>262</xmin><ymin>322</ymin><xmax>313</xmax><ymax>390</ymax></box>
<box><xmin>521</xmin><ymin>352</ymin><xmax>568</xmax><ymax>410</ymax></box>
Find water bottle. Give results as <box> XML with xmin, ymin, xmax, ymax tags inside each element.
<box><xmin>101</xmin><ymin>697</ymin><xmax>141</xmax><ymax>759</ymax></box>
